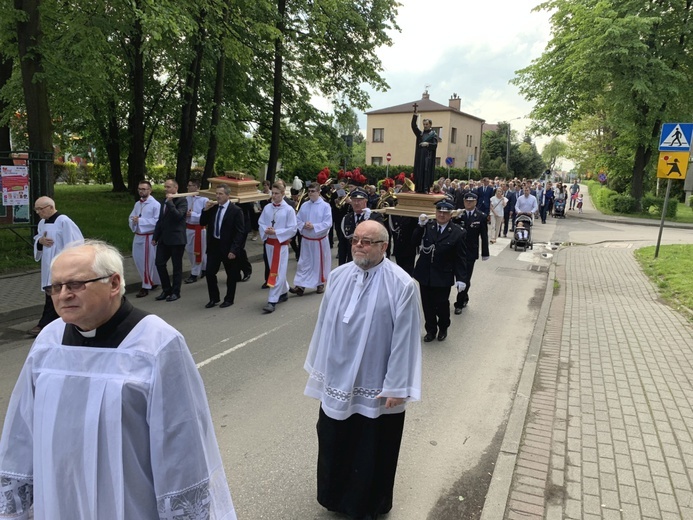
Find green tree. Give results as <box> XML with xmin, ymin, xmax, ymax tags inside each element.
<box><xmin>514</xmin><ymin>0</ymin><xmax>693</xmax><ymax>210</ymax></box>
<box><xmin>541</xmin><ymin>137</ymin><xmax>568</xmax><ymax>171</ymax></box>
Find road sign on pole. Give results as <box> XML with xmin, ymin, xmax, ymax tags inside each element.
<box><xmin>659</xmin><ymin>123</ymin><xmax>693</xmax><ymax>151</ymax></box>
<box><xmin>386</xmin><ymin>153</ymin><xmax>391</xmax><ymax>163</ymax></box>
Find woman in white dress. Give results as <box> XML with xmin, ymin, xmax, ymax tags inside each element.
<box><xmin>489</xmin><ymin>188</ymin><xmax>507</xmax><ymax>243</ymax></box>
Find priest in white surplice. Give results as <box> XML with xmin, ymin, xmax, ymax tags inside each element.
<box><xmin>128</xmin><ymin>180</ymin><xmax>161</xmax><ymax>298</ymax></box>
<box><xmin>290</xmin><ymin>182</ymin><xmax>332</xmax><ymax>297</ymax></box>
<box><xmin>0</xmin><ymin>241</ymin><xmax>236</xmax><ymax>520</ymax></box>
<box><xmin>30</xmin><ymin>196</ymin><xmax>84</xmax><ymax>337</ymax></box>
<box><xmin>258</xmin><ymin>182</ymin><xmax>297</xmax><ymax>313</ymax></box>
<box><xmin>304</xmin><ymin>220</ymin><xmax>422</xmax><ymax>520</ymax></box>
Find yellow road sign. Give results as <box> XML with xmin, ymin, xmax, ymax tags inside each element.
<box><xmin>657</xmin><ymin>151</ymin><xmax>689</xmax><ymax>179</ymax></box>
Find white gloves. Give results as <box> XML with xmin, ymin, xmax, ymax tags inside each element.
<box><xmin>419</xmin><ymin>142</ymin><xmax>429</xmax><ymax>147</ymax></box>
<box><xmin>456</xmin><ymin>281</ymin><xmax>466</xmax><ymax>292</ymax></box>
<box><xmin>418</xmin><ymin>214</ymin><xmax>429</xmax><ymax>226</ymax></box>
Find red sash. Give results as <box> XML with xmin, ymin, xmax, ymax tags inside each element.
<box><xmin>186</xmin><ymin>224</ymin><xmax>205</xmax><ymax>263</ymax></box>
<box><xmin>266</xmin><ymin>237</ymin><xmax>290</xmax><ymax>287</ymax></box>
<box><xmin>301</xmin><ymin>235</ymin><xmax>328</xmax><ymax>283</ymax></box>
<box><xmin>135</xmin><ymin>233</ymin><xmax>154</xmax><ymax>285</ymax></box>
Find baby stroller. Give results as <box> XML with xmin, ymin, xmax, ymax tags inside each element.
<box><xmin>510</xmin><ymin>214</ymin><xmax>533</xmax><ymax>252</ymax></box>
<box><xmin>553</xmin><ymin>198</ymin><xmax>566</xmax><ymax>218</ymax></box>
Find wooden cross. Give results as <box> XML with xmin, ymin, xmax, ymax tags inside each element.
<box><xmin>412</xmin><ymin>102</ymin><xmax>419</xmax><ymax>114</ymax></box>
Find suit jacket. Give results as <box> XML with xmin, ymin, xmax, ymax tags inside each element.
<box><xmin>412</xmin><ymin>221</ymin><xmax>467</xmax><ymax>287</ymax></box>
<box><xmin>505</xmin><ymin>190</ymin><xmax>518</xmax><ymax>215</ymax></box>
<box><xmin>153</xmin><ymin>197</ymin><xmax>188</xmax><ymax>246</ymax></box>
<box><xmin>455</xmin><ymin>208</ymin><xmax>490</xmax><ymax>261</ymax></box>
<box><xmin>200</xmin><ymin>203</ymin><xmax>246</xmax><ymax>257</ymax></box>
<box><xmin>475</xmin><ymin>185</ymin><xmax>494</xmax><ymax>213</ymax></box>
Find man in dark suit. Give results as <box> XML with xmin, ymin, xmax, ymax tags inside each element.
<box><xmin>152</xmin><ymin>179</ymin><xmax>188</xmax><ymax>302</ymax></box>
<box><xmin>453</xmin><ymin>192</ymin><xmax>490</xmax><ymax>313</ymax></box>
<box><xmin>474</xmin><ymin>177</ymin><xmax>494</xmax><ymax>217</ymax></box>
<box><xmin>503</xmin><ymin>181</ymin><xmax>518</xmax><ymax>237</ymax></box>
<box><xmin>199</xmin><ymin>185</ymin><xmax>246</xmax><ymax>309</ymax></box>
<box><xmin>413</xmin><ymin>200</ymin><xmax>467</xmax><ymax>342</ymax></box>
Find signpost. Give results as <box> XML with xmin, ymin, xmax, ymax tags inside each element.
<box><xmin>655</xmin><ymin>123</ymin><xmax>691</xmax><ymax>258</ymax></box>
<box><xmin>386</xmin><ymin>152</ymin><xmax>391</xmax><ymax>177</ymax></box>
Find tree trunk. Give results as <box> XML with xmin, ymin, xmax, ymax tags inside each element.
<box><xmin>267</xmin><ymin>0</ymin><xmax>286</xmax><ymax>184</ymax></box>
<box><xmin>203</xmin><ymin>54</ymin><xmax>225</xmax><ymax>189</ymax></box>
<box><xmin>175</xmin><ymin>22</ymin><xmax>205</xmax><ymax>190</ymax></box>
<box><xmin>630</xmin><ymin>143</ymin><xmax>653</xmax><ymax>213</ymax></box>
<box><xmin>15</xmin><ymin>0</ymin><xmax>54</xmax><ymax>198</ymax></box>
<box><xmin>0</xmin><ymin>55</ymin><xmax>13</xmax><ymax>165</ymax></box>
<box><xmin>106</xmin><ymin>101</ymin><xmax>126</xmax><ymax>191</ymax></box>
<box><xmin>126</xmin><ymin>9</ymin><xmax>146</xmax><ymax>196</ymax></box>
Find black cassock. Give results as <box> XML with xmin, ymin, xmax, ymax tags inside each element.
<box><xmin>411</xmin><ymin>114</ymin><xmax>438</xmax><ymax>193</ymax></box>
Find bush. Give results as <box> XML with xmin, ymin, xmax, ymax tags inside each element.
<box><xmin>148</xmin><ymin>165</ymin><xmax>174</xmax><ymax>184</ymax></box>
<box><xmin>610</xmin><ymin>194</ymin><xmax>637</xmax><ymax>213</ymax></box>
<box><xmin>642</xmin><ymin>194</ymin><xmax>678</xmax><ymax>218</ymax></box>
<box><xmin>595</xmin><ymin>186</ymin><xmax>618</xmax><ymax>209</ymax></box>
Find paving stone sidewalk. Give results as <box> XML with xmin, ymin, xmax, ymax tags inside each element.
<box><xmin>492</xmin><ymin>244</ymin><xmax>693</xmax><ymax>519</ymax></box>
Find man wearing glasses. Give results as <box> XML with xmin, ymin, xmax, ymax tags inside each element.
<box><xmin>0</xmin><ymin>240</ymin><xmax>237</xmax><ymax>519</ymax></box>
<box><xmin>128</xmin><ymin>181</ymin><xmax>161</xmax><ymax>298</ymax></box>
<box><xmin>304</xmin><ymin>220</ymin><xmax>422</xmax><ymax>520</ymax></box>
<box><xmin>413</xmin><ymin>200</ymin><xmax>468</xmax><ymax>342</ymax></box>
<box><xmin>30</xmin><ymin>196</ymin><xmax>83</xmax><ymax>337</ymax></box>
<box><xmin>290</xmin><ymin>182</ymin><xmax>333</xmax><ymax>296</ymax></box>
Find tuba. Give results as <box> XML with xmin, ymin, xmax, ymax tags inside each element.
<box><xmin>376</xmin><ymin>188</ymin><xmax>395</xmax><ymax>209</ymax></box>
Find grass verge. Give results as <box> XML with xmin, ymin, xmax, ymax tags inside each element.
<box><xmin>635</xmin><ymin>244</ymin><xmax>693</xmax><ymax>321</ymax></box>
<box><xmin>0</xmin><ymin>184</ymin><xmax>164</xmax><ymax>275</ymax></box>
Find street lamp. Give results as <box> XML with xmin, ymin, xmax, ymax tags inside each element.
<box><xmin>505</xmin><ymin>116</ymin><xmax>524</xmax><ymax>176</ymax></box>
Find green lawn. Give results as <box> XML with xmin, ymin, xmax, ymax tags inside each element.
<box><xmin>635</xmin><ymin>244</ymin><xmax>693</xmax><ymax>321</ymax></box>
<box><xmin>0</xmin><ymin>184</ymin><xmax>164</xmax><ymax>275</ymax></box>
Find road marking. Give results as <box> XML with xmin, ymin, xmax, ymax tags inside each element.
<box><xmin>196</xmin><ymin>324</ymin><xmax>287</xmax><ymax>369</ymax></box>
<box><xmin>489</xmin><ymin>237</ymin><xmax>511</xmax><ymax>256</ymax></box>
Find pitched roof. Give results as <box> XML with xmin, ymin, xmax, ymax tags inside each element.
<box><xmin>366</xmin><ymin>97</ymin><xmax>485</xmax><ymax>123</ymax></box>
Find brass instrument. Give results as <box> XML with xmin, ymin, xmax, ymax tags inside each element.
<box><xmin>320</xmin><ymin>177</ymin><xmax>335</xmax><ymax>202</ymax></box>
<box><xmin>335</xmin><ymin>190</ymin><xmax>350</xmax><ymax>209</ymax></box>
<box><xmin>403</xmin><ymin>178</ymin><xmax>415</xmax><ymax>192</ymax></box>
<box><xmin>295</xmin><ymin>188</ymin><xmax>307</xmax><ymax>212</ymax></box>
<box><xmin>376</xmin><ymin>188</ymin><xmax>396</xmax><ymax>210</ymax></box>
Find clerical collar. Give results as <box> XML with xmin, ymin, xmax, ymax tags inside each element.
<box><xmin>45</xmin><ymin>211</ymin><xmax>61</xmax><ymax>224</ymax></box>
<box><xmin>357</xmin><ymin>257</ymin><xmax>386</xmax><ymax>277</ymax></box>
<box><xmin>61</xmin><ymin>297</ymin><xmax>150</xmax><ymax>348</ymax></box>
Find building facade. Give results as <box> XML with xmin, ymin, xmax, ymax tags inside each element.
<box><xmin>365</xmin><ymin>92</ymin><xmax>485</xmax><ymax>170</ymax></box>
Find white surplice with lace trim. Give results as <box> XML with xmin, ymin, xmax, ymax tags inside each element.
<box><xmin>0</xmin><ymin>315</ymin><xmax>236</xmax><ymax>520</ymax></box>
<box><xmin>304</xmin><ymin>258</ymin><xmax>423</xmax><ymax>421</ymax></box>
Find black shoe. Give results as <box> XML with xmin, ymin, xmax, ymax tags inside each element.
<box><xmin>289</xmin><ymin>286</ymin><xmax>304</xmax><ymax>296</ymax></box>
<box><xmin>205</xmin><ymin>300</ymin><xmax>219</xmax><ymax>309</ymax></box>
<box><xmin>166</xmin><ymin>294</ymin><xmax>179</xmax><ymax>302</ymax></box>
<box><xmin>155</xmin><ymin>291</ymin><xmax>170</xmax><ymax>301</ymax></box>
<box><xmin>437</xmin><ymin>330</ymin><xmax>448</xmax><ymax>341</ymax></box>
<box><xmin>136</xmin><ymin>288</ymin><xmax>149</xmax><ymax>298</ymax></box>
<box><xmin>184</xmin><ymin>275</ymin><xmax>198</xmax><ymax>284</ymax></box>
<box><xmin>262</xmin><ymin>303</ymin><xmax>276</xmax><ymax>313</ymax></box>
<box><xmin>241</xmin><ymin>273</ymin><xmax>251</xmax><ymax>282</ymax></box>
<box><xmin>278</xmin><ymin>293</ymin><xmax>289</xmax><ymax>303</ymax></box>
<box><xmin>220</xmin><ymin>300</ymin><xmax>233</xmax><ymax>308</ymax></box>
<box><xmin>423</xmin><ymin>333</ymin><xmax>436</xmax><ymax>343</ymax></box>
<box><xmin>454</xmin><ymin>307</ymin><xmax>463</xmax><ymax>315</ymax></box>
<box><xmin>261</xmin><ymin>282</ymin><xmax>269</xmax><ymax>289</ymax></box>
<box><xmin>200</xmin><ymin>271</ymin><xmax>206</xmax><ymax>278</ymax></box>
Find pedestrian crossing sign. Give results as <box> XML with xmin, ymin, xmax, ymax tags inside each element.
<box><xmin>659</xmin><ymin>123</ymin><xmax>693</xmax><ymax>151</ymax></box>
<box><xmin>656</xmin><ymin>151</ymin><xmax>689</xmax><ymax>179</ymax></box>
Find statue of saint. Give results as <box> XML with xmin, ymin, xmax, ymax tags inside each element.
<box><xmin>411</xmin><ymin>112</ymin><xmax>438</xmax><ymax>193</ymax></box>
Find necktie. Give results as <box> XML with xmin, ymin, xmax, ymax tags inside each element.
<box><xmin>437</xmin><ymin>225</ymin><xmax>442</xmax><ymax>235</ymax></box>
<box><xmin>215</xmin><ymin>205</ymin><xmax>223</xmax><ymax>238</ymax></box>
<box><xmin>356</xmin><ymin>214</ymin><xmax>363</xmax><ymax>224</ymax></box>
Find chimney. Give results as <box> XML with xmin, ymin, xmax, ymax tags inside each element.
<box><xmin>422</xmin><ymin>90</ymin><xmax>430</xmax><ymax>100</ymax></box>
<box><xmin>449</xmin><ymin>93</ymin><xmax>461</xmax><ymax>111</ymax></box>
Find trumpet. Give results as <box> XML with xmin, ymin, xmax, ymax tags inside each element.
<box><xmin>376</xmin><ymin>188</ymin><xmax>396</xmax><ymax>209</ymax></box>
<box><xmin>335</xmin><ymin>192</ymin><xmax>350</xmax><ymax>209</ymax></box>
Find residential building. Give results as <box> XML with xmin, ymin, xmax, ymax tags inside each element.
<box><xmin>365</xmin><ymin>91</ymin><xmax>485</xmax><ymax>169</ymax></box>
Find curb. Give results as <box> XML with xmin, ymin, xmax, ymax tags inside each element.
<box><xmin>479</xmin><ymin>259</ymin><xmax>556</xmax><ymax>520</ymax></box>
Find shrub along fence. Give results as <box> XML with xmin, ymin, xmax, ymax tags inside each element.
<box><xmin>588</xmin><ymin>181</ymin><xmax>678</xmax><ymax>218</ymax></box>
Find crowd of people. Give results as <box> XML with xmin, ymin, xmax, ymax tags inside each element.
<box><xmin>7</xmin><ymin>172</ymin><xmax>579</xmax><ymax>519</ymax></box>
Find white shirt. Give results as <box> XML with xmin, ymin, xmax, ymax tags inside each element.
<box><xmin>515</xmin><ymin>194</ymin><xmax>539</xmax><ymax>214</ymax></box>
<box><xmin>304</xmin><ymin>259</ymin><xmax>423</xmax><ymax>420</ymax></box>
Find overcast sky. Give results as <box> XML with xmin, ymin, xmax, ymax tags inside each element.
<box><xmin>354</xmin><ymin>0</ymin><xmax>553</xmax><ymax>151</ymax></box>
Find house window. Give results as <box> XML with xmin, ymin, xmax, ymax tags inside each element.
<box><xmin>372</xmin><ymin>128</ymin><xmax>384</xmax><ymax>142</ymax></box>
<box><xmin>371</xmin><ymin>156</ymin><xmax>383</xmax><ymax>165</ymax></box>
<box><xmin>451</xmin><ymin>127</ymin><xmax>457</xmax><ymax>144</ymax></box>
<box><xmin>435</xmin><ymin>157</ymin><xmax>441</xmax><ymax>167</ymax></box>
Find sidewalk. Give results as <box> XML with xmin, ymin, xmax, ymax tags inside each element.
<box><xmin>481</xmin><ymin>202</ymin><xmax>693</xmax><ymax>518</ymax></box>
<box><xmin>0</xmin><ymin>233</ymin><xmax>268</xmax><ymax>322</ymax></box>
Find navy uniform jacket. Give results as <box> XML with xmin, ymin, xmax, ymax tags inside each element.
<box><xmin>341</xmin><ymin>210</ymin><xmax>384</xmax><ymax>239</ymax></box>
<box><xmin>153</xmin><ymin>196</ymin><xmax>188</xmax><ymax>246</ymax></box>
<box><xmin>412</xmin><ymin>221</ymin><xmax>467</xmax><ymax>287</ymax></box>
<box><xmin>455</xmin><ymin>208</ymin><xmax>490</xmax><ymax>261</ymax></box>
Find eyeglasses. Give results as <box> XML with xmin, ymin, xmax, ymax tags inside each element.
<box><xmin>351</xmin><ymin>237</ymin><xmax>385</xmax><ymax>247</ymax></box>
<box><xmin>43</xmin><ymin>275</ymin><xmax>113</xmax><ymax>296</ymax></box>
<box><xmin>308</xmin><ymin>189</ymin><xmax>318</xmax><ymax>193</ymax></box>
<box><xmin>34</xmin><ymin>205</ymin><xmax>51</xmax><ymax>212</ymax></box>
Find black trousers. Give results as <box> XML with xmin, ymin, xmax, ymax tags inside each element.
<box><xmin>155</xmin><ymin>243</ymin><xmax>185</xmax><ymax>296</ymax></box>
<box><xmin>205</xmin><ymin>239</ymin><xmax>240</xmax><ymax>304</ymax></box>
<box><xmin>503</xmin><ymin>211</ymin><xmax>513</xmax><ymax>236</ymax></box>
<box><xmin>455</xmin><ymin>259</ymin><xmax>477</xmax><ymax>309</ymax></box>
<box><xmin>238</xmin><ymin>248</ymin><xmax>252</xmax><ymax>278</ymax></box>
<box><xmin>338</xmin><ymin>236</ymin><xmax>352</xmax><ymax>265</ymax></box>
<box><xmin>420</xmin><ymin>285</ymin><xmax>452</xmax><ymax>335</ymax></box>
<box><xmin>38</xmin><ymin>293</ymin><xmax>59</xmax><ymax>327</ymax></box>
<box><xmin>317</xmin><ymin>407</ymin><xmax>404</xmax><ymax>519</ymax></box>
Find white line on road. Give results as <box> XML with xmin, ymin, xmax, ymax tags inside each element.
<box><xmin>196</xmin><ymin>323</ymin><xmax>287</xmax><ymax>369</ymax></box>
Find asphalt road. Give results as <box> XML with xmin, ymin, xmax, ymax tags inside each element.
<box><xmin>0</xmin><ymin>214</ymin><xmax>690</xmax><ymax>519</ymax></box>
